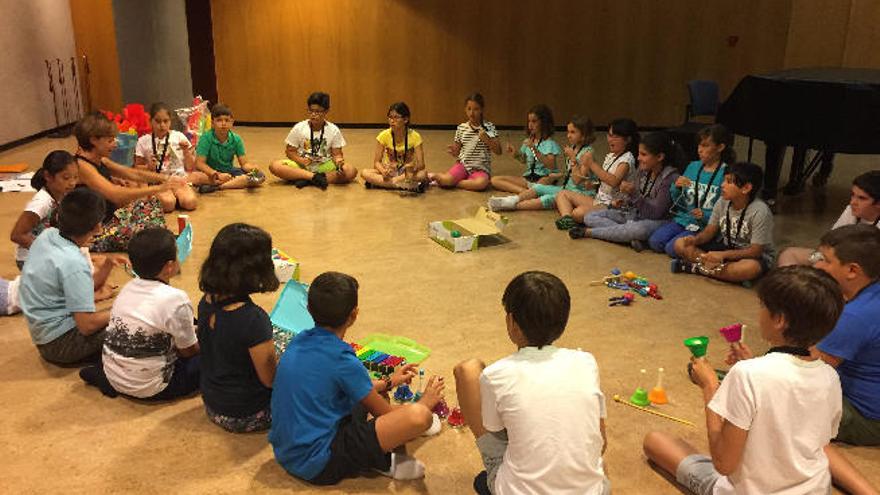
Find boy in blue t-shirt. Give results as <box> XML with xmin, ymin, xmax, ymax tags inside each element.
<box><xmin>269</xmin><ymin>271</ymin><xmax>445</xmax><ymax>484</ymax></box>
<box><xmin>19</xmin><ymin>189</ymin><xmax>111</xmax><ymax>365</ymax></box>
<box><xmin>814</xmin><ymin>224</ymin><xmax>880</xmax><ymax>446</ymax></box>
<box><xmin>194</xmin><ymin>103</ymin><xmax>264</xmax><ymax>192</ymax></box>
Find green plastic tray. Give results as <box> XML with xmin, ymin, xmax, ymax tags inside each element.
<box><xmin>357</xmin><ymin>333</ymin><xmax>431</xmax><ymax>364</ymax></box>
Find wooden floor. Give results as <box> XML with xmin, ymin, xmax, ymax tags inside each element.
<box><xmin>0</xmin><ymin>127</ymin><xmax>877</xmax><ymax>494</ymax></box>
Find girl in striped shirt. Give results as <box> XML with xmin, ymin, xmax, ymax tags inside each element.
<box><xmin>431</xmin><ymin>93</ymin><xmax>501</xmax><ymax>191</ymax></box>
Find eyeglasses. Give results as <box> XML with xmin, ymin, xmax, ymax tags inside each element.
<box><xmin>308</xmin><ymin>108</ymin><xmax>326</xmax><ymax>115</ymax></box>
<box><xmin>388</xmin><ymin>114</ymin><xmax>405</xmax><ymax>121</ymax></box>
<box><xmin>809</xmin><ymin>250</ymin><xmax>825</xmax><ymax>264</ymax></box>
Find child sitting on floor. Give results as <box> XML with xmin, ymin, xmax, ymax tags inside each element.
<box><xmin>555</xmin><ymin>118</ymin><xmax>638</xmax><ymax>229</ymax></box>
<box><xmin>778</xmin><ymin>170</ymin><xmax>880</xmax><ymax>266</ymax></box>
<box><xmin>361</xmin><ymin>102</ymin><xmax>429</xmax><ymax>193</ymax></box>
<box><xmin>19</xmin><ymin>189</ymin><xmax>110</xmax><ymax>365</ymax></box>
<box><xmin>135</xmin><ymin>102</ymin><xmax>207</xmax><ymax>211</ymax></box>
<box><xmin>488</xmin><ymin>116</ymin><xmax>595</xmax><ymax>212</ymax></box>
<box><xmin>79</xmin><ymin>227</ymin><xmax>199</xmax><ymax>400</ymax></box>
<box><xmin>197</xmin><ymin>223</ymin><xmax>279</xmax><ymax>432</ymax></box>
<box><xmin>454</xmin><ymin>271</ymin><xmax>609</xmax><ymax>494</ymax></box>
<box><xmin>270</xmin><ymin>271</ymin><xmax>445</xmax><ymax>484</ymax></box>
<box><xmin>268</xmin><ymin>91</ymin><xmax>357</xmax><ymax>190</ymax></box>
<box><xmin>644</xmin><ymin>266</ymin><xmax>875</xmax><ymax>495</ymax></box>
<box><xmin>569</xmin><ymin>131</ymin><xmax>682</xmax><ymax>248</ymax></box>
<box><xmin>431</xmin><ymin>92</ymin><xmax>501</xmax><ymax>191</ymax></box>
<box><xmin>648</xmin><ymin>124</ymin><xmax>733</xmax><ymax>256</ymax></box>
<box><xmin>490</xmin><ymin>104</ymin><xmax>561</xmax><ymax>193</ymax></box>
<box><xmin>813</xmin><ymin>225</ymin><xmax>880</xmax><ymax>447</ymax></box>
<box><xmin>10</xmin><ymin>151</ymin><xmax>78</xmax><ymax>270</ymax></box>
<box><xmin>671</xmin><ymin>162</ymin><xmax>774</xmax><ymax>284</ymax></box>
<box><xmin>194</xmin><ymin>103</ymin><xmax>264</xmax><ymax>192</ymax></box>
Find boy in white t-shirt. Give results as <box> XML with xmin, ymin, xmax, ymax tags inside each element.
<box><xmin>778</xmin><ymin>170</ymin><xmax>880</xmax><ymax>267</ymax></box>
<box><xmin>80</xmin><ymin>227</ymin><xmax>199</xmax><ymax>400</ymax></box>
<box><xmin>454</xmin><ymin>271</ymin><xmax>609</xmax><ymax>495</ymax></box>
<box><xmin>644</xmin><ymin>266</ymin><xmax>876</xmax><ymax>495</ymax></box>
<box><xmin>268</xmin><ymin>92</ymin><xmax>357</xmax><ymax>190</ymax></box>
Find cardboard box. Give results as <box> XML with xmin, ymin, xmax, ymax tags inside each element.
<box><xmin>428</xmin><ymin>207</ymin><xmax>508</xmax><ymax>253</ymax></box>
<box><xmin>272</xmin><ymin>248</ymin><xmax>300</xmax><ymax>283</ymax></box>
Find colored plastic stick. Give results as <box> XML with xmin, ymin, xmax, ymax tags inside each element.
<box><xmin>612</xmin><ymin>395</ymin><xmax>695</xmax><ymax>427</ymax></box>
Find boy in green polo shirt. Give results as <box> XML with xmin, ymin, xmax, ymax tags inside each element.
<box><xmin>195</xmin><ymin>103</ymin><xmax>264</xmax><ymax>191</ymax></box>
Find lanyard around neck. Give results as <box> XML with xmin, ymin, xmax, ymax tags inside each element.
<box><xmin>151</xmin><ymin>133</ymin><xmax>170</xmax><ymax>173</ymax></box>
<box><xmin>694</xmin><ymin>164</ymin><xmax>723</xmax><ymax>210</ymax></box>
<box><xmin>529</xmin><ymin>138</ymin><xmax>544</xmax><ymax>175</ymax></box>
<box><xmin>310</xmin><ymin>123</ymin><xmax>325</xmax><ymax>157</ymax></box>
<box><xmin>725</xmin><ymin>201</ymin><xmax>751</xmax><ymax>246</ymax></box>
<box><xmin>562</xmin><ymin>144</ymin><xmax>585</xmax><ymax>186</ymax></box>
<box><xmin>767</xmin><ymin>345</ymin><xmax>811</xmax><ymax>357</ymax></box>
<box><xmin>854</xmin><ymin>215</ymin><xmax>880</xmax><ymax>227</ymax></box>
<box><xmin>641</xmin><ymin>170</ymin><xmax>659</xmax><ymax>197</ymax></box>
<box><xmin>391</xmin><ymin>127</ymin><xmax>409</xmax><ymax>170</ymax></box>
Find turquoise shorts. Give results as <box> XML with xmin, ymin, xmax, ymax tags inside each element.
<box><xmin>530</xmin><ymin>183</ymin><xmax>590</xmax><ymax>209</ymax></box>
<box><xmin>530</xmin><ymin>183</ymin><xmax>562</xmax><ymax>209</ymax></box>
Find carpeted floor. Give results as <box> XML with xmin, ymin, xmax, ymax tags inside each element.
<box><xmin>0</xmin><ymin>126</ymin><xmax>877</xmax><ymax>494</ymax></box>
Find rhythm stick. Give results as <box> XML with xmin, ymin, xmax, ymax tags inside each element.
<box><xmin>612</xmin><ymin>395</ymin><xmax>696</xmax><ymax>427</ymax></box>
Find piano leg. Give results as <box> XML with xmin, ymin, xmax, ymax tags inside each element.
<box><xmin>762</xmin><ymin>142</ymin><xmax>785</xmax><ymax>204</ymax></box>
<box><xmin>812</xmin><ymin>152</ymin><xmax>835</xmax><ymax>187</ymax></box>
<box><xmin>783</xmin><ymin>146</ymin><xmax>808</xmax><ymax>195</ymax></box>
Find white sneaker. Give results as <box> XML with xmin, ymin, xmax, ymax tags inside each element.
<box><xmin>488</xmin><ymin>195</ymin><xmax>518</xmax><ymax>211</ymax></box>
<box><xmin>378</xmin><ymin>452</ymin><xmax>426</xmax><ymax>480</ymax></box>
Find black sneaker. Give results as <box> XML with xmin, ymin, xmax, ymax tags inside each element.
<box><xmin>197</xmin><ymin>184</ymin><xmax>219</xmax><ymax>194</ymax></box>
<box><xmin>293</xmin><ymin>179</ymin><xmax>310</xmax><ymax>189</ymax></box>
<box><xmin>630</xmin><ymin>239</ymin><xmax>646</xmax><ymax>252</ymax></box>
<box><xmin>568</xmin><ymin>226</ymin><xmax>586</xmax><ymax>239</ymax></box>
<box><xmin>79</xmin><ymin>366</ymin><xmax>119</xmax><ymax>398</ymax></box>
<box><xmin>473</xmin><ymin>471</ymin><xmax>491</xmax><ymax>495</ymax></box>
<box><xmin>311</xmin><ymin>172</ymin><xmax>328</xmax><ymax>190</ymax></box>
<box><xmin>671</xmin><ymin>258</ymin><xmax>698</xmax><ymax>273</ymax></box>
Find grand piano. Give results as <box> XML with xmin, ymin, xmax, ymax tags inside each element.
<box><xmin>717</xmin><ymin>68</ymin><xmax>880</xmax><ymax>201</ymax></box>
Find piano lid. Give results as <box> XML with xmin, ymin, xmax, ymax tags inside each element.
<box><xmin>718</xmin><ymin>67</ymin><xmax>880</xmax><ymax>154</ymax></box>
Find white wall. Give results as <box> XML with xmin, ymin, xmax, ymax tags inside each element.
<box><xmin>0</xmin><ymin>0</ymin><xmax>79</xmax><ymax>146</ymax></box>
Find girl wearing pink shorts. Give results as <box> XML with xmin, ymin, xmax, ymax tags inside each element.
<box><xmin>430</xmin><ymin>93</ymin><xmax>500</xmax><ymax>191</ymax></box>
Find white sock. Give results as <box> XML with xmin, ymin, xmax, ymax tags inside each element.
<box><xmin>421</xmin><ymin>413</ymin><xmax>442</xmax><ymax>437</ymax></box>
<box><xmin>379</xmin><ymin>452</ymin><xmax>425</xmax><ymax>480</ymax></box>
<box><xmin>488</xmin><ymin>195</ymin><xmax>518</xmax><ymax>211</ymax></box>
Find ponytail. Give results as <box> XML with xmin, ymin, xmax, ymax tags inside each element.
<box><xmin>641</xmin><ymin>131</ymin><xmax>688</xmax><ymax>172</ymax></box>
<box><xmin>31</xmin><ymin>150</ymin><xmax>75</xmax><ymax>190</ymax></box>
<box><xmin>609</xmin><ymin>118</ymin><xmax>640</xmax><ymax>157</ymax></box>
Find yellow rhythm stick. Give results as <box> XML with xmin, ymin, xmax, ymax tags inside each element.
<box><xmin>612</xmin><ymin>395</ymin><xmax>696</xmax><ymax>427</ymax></box>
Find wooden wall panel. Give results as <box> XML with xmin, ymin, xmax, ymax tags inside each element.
<box><xmin>211</xmin><ymin>0</ymin><xmax>791</xmax><ymax>127</ymax></box>
<box><xmin>842</xmin><ymin>0</ymin><xmax>880</xmax><ymax>68</ymax></box>
<box><xmin>69</xmin><ymin>0</ymin><xmax>123</xmax><ymax>112</ymax></box>
<box><xmin>783</xmin><ymin>0</ymin><xmax>850</xmax><ymax>69</ymax></box>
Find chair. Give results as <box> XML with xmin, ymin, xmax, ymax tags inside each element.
<box><xmin>667</xmin><ymin>80</ymin><xmax>720</xmax><ymax>162</ymax></box>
